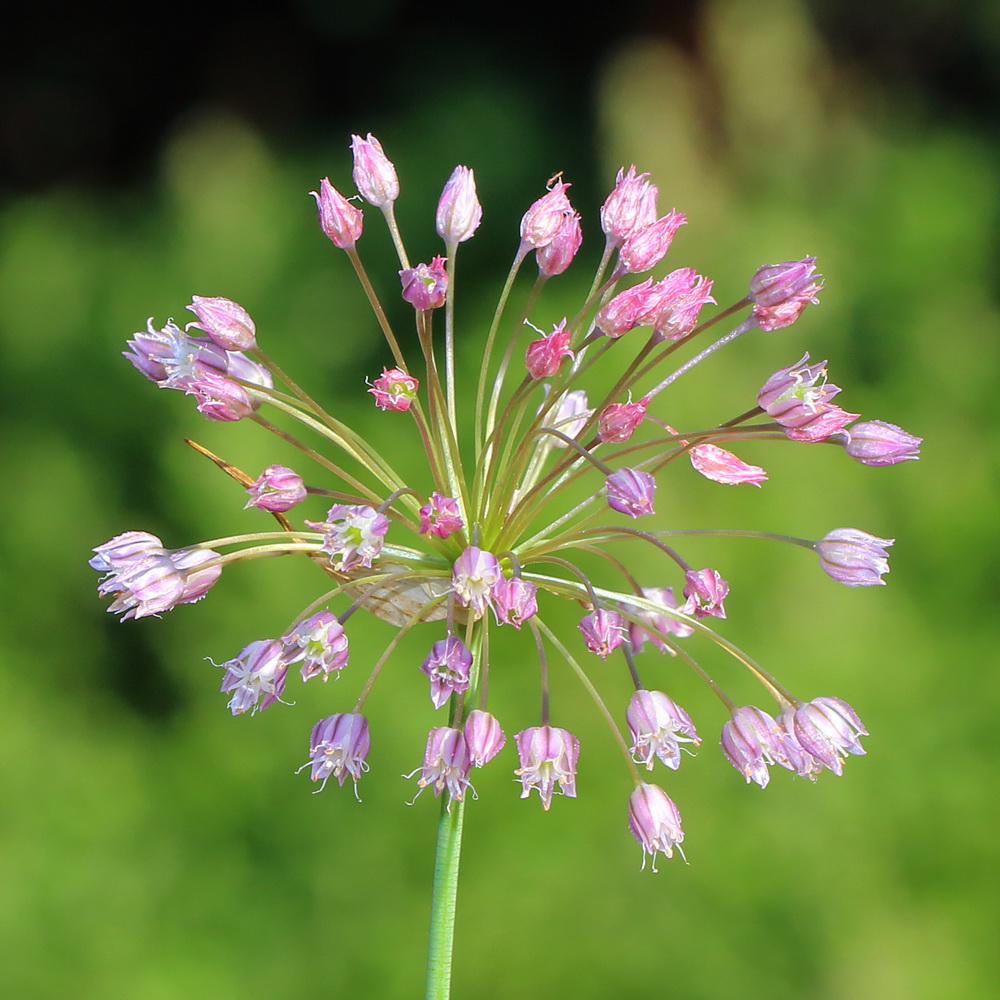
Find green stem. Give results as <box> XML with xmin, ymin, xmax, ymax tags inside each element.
<box><xmin>425</xmin><ymin>796</ymin><xmax>466</xmax><ymax>1000</ymax></box>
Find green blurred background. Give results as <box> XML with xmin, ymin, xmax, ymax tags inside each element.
<box><xmin>3</xmin><ymin>1</ymin><xmax>998</xmax><ymax>997</ymax></box>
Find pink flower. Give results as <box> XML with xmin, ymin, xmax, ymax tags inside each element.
<box><xmin>598</xmin><ymin>397</ymin><xmax>648</xmax><ymax>443</ymax></box>
<box><xmin>720</xmin><ymin>706</ymin><xmax>790</xmax><ymax>788</ymax></box>
<box><xmin>790</xmin><ymin>697</ymin><xmax>868</xmax><ymax>776</ymax></box>
<box><xmin>368</xmin><ymin>367</ymin><xmax>419</xmax><ymax>411</ymax></box>
<box><xmin>542</xmin><ymin>389</ymin><xmax>591</xmax><ymax>443</ymax></box>
<box><xmin>520</xmin><ymin>181</ymin><xmax>574</xmax><ymax>250</ymax></box>
<box><xmin>464</xmin><ymin>710</ymin><xmax>506</xmax><ymax>768</ymax></box>
<box><xmin>245</xmin><ymin>465</ymin><xmax>307</xmax><ymax>512</ymax></box>
<box><xmin>595</xmin><ymin>279</ymin><xmax>660</xmax><ymax>338</ymax></box>
<box><xmin>843</xmin><ymin>420</ymin><xmax>922</xmax><ymax>466</ymax></box>
<box><xmin>688</xmin><ymin>443</ymin><xmax>767</xmax><ymax>486</ymax></box>
<box><xmin>306</xmin><ymin>504</ymin><xmax>391</xmax><ymax>572</ymax></box>
<box><xmin>650</xmin><ymin>269</ymin><xmax>716</xmax><ymax>341</ymax></box>
<box><xmin>749</xmin><ymin>257</ymin><xmax>823</xmax><ymax>330</ymax></box>
<box><xmin>219</xmin><ymin>639</ymin><xmax>288</xmax><ymax>715</ymax></box>
<box><xmin>627</xmin><ymin>690</ymin><xmax>699</xmax><ymax>771</ymax></box>
<box><xmin>628</xmin><ymin>783</ymin><xmax>685</xmax><ymax>869</ymax></box>
<box><xmin>436</xmin><ymin>165</ymin><xmax>482</xmax><ymax>244</ymax></box>
<box><xmin>491</xmin><ymin>575</ymin><xmax>539</xmax><ymax>628</ymax></box>
<box><xmin>606</xmin><ymin>468</ymin><xmax>656</xmax><ymax>517</ymax></box>
<box><xmin>618</xmin><ymin>211</ymin><xmax>687</xmax><ymax>273</ymax></box>
<box><xmin>411</xmin><ymin>727</ymin><xmax>472</xmax><ymax>803</ymax></box>
<box><xmin>578</xmin><ymin>609</ymin><xmax>627</xmax><ymax>659</ymax></box>
<box><xmin>537</xmin><ymin>209</ymin><xmax>582</xmax><ymax>276</ymax></box>
<box><xmin>300</xmin><ymin>713</ymin><xmax>370</xmax><ymax>790</ymax></box>
<box><xmin>281</xmin><ymin>610</ymin><xmax>349</xmax><ymax>681</ymax></box>
<box><xmin>452</xmin><ymin>547</ymin><xmax>501</xmax><ymax>618</ymax></box>
<box><xmin>816</xmin><ymin>528</ymin><xmax>893</xmax><ymax>587</ymax></box>
<box><xmin>682</xmin><ymin>568</ymin><xmax>729</xmax><ymax>619</ymax></box>
<box><xmin>514</xmin><ymin>725</ymin><xmax>580</xmax><ymax>810</ymax></box>
<box><xmin>525</xmin><ymin>320</ymin><xmax>574</xmax><ymax>379</ymax></box>
<box><xmin>310</xmin><ymin>178</ymin><xmax>364</xmax><ymax>249</ymax></box>
<box><xmin>351</xmin><ymin>133</ymin><xmax>399</xmax><ymax>208</ymax></box>
<box><xmin>420</xmin><ymin>636</ymin><xmax>473</xmax><ymax>709</ymax></box>
<box><xmin>601</xmin><ymin>165</ymin><xmax>658</xmax><ymax>248</ymax></box>
<box><xmin>418</xmin><ymin>492</ymin><xmax>464</xmax><ymax>539</ymax></box>
<box><xmin>758</xmin><ymin>354</ymin><xmax>856</xmax><ymax>440</ymax></box>
<box><xmin>400</xmin><ymin>257</ymin><xmax>448</xmax><ymax>311</ymax></box>
<box><xmin>184</xmin><ymin>370</ymin><xmax>253</xmax><ymax>422</ymax></box>
<box><xmin>628</xmin><ymin>586</ymin><xmax>694</xmax><ymax>651</ymax></box>
<box><xmin>185</xmin><ymin>295</ymin><xmax>257</xmax><ymax>352</ymax></box>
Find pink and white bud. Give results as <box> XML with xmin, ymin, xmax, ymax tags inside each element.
<box><xmin>537</xmin><ymin>209</ymin><xmax>582</xmax><ymax>276</ymax></box>
<box><xmin>464</xmin><ymin>710</ymin><xmax>506</xmax><ymax>767</ymax></box>
<box><xmin>418</xmin><ymin>492</ymin><xmax>464</xmax><ymax>539</ymax></box>
<box><xmin>606</xmin><ymin>468</ymin><xmax>656</xmax><ymax>518</ymax></box>
<box><xmin>791</xmin><ymin>696</ymin><xmax>868</xmax><ymax>776</ymax></box>
<box><xmin>628</xmin><ymin>782</ymin><xmax>685</xmax><ymax>870</ymax></box>
<box><xmin>601</xmin><ymin>165</ymin><xmax>659</xmax><ymax>248</ymax></box>
<box><xmin>400</xmin><ymin>256</ymin><xmax>448</xmax><ymax>311</ymax></box>
<box><xmin>627</xmin><ymin>690</ymin><xmax>699</xmax><ymax>771</ymax></box>
<box><xmin>245</xmin><ymin>465</ymin><xmax>307</xmax><ymax>513</ymax></box>
<box><xmin>688</xmin><ymin>443</ymin><xmax>767</xmax><ymax>486</ymax></box>
<box><xmin>436</xmin><ymin>165</ymin><xmax>482</xmax><ymax>244</ymax></box>
<box><xmin>682</xmin><ymin>568</ymin><xmax>729</xmax><ymax>620</ymax></box>
<box><xmin>750</xmin><ymin>257</ymin><xmax>823</xmax><ymax>331</ymax></box>
<box><xmin>519</xmin><ymin>181</ymin><xmax>574</xmax><ymax>250</ymax></box>
<box><xmin>91</xmin><ymin>534</ymin><xmax>222</xmax><ymax>621</ymax></box>
<box><xmin>452</xmin><ymin>546</ymin><xmax>501</xmax><ymax>618</ymax></box>
<box><xmin>185</xmin><ymin>370</ymin><xmax>253</xmax><ymax>422</ymax></box>
<box><xmin>578</xmin><ymin>608</ymin><xmax>627</xmax><ymax>659</ymax></box>
<box><xmin>420</xmin><ymin>636</ymin><xmax>473</xmax><ymax>709</ymax></box>
<box><xmin>281</xmin><ymin>610</ymin><xmax>349</xmax><ymax>681</ymax></box>
<box><xmin>628</xmin><ymin>586</ymin><xmax>694</xmax><ymax>651</ymax></box>
<box><xmin>219</xmin><ymin>639</ymin><xmax>288</xmax><ymax>716</ymax></box>
<box><xmin>309</xmin><ymin>178</ymin><xmax>364</xmax><ymax>249</ymax></box>
<box><xmin>542</xmin><ymin>389</ymin><xmax>591</xmax><ymax>444</ymax></box>
<box><xmin>306</xmin><ymin>504</ymin><xmax>391</xmax><ymax>573</ymax></box>
<box><xmin>350</xmin><ymin>133</ymin><xmax>399</xmax><ymax>207</ymax></box>
<box><xmin>618</xmin><ymin>211</ymin><xmax>687</xmax><ymax>274</ymax></box>
<box><xmin>492</xmin><ymin>575</ymin><xmax>538</xmax><ymax>629</ymax></box>
<box><xmin>368</xmin><ymin>366</ymin><xmax>419</xmax><ymax>411</ymax></box>
<box><xmin>514</xmin><ymin>725</ymin><xmax>580</xmax><ymax>810</ymax></box>
<box><xmin>720</xmin><ymin>706</ymin><xmax>787</xmax><ymax>788</ymax></box>
<box><xmin>816</xmin><ymin>528</ymin><xmax>893</xmax><ymax>587</ymax></box>
<box><xmin>300</xmin><ymin>713</ymin><xmax>370</xmax><ymax>790</ymax></box>
<box><xmin>650</xmin><ymin>269</ymin><xmax>715</xmax><ymax>341</ymax></box>
<box><xmin>595</xmin><ymin>279</ymin><xmax>660</xmax><ymax>338</ymax></box>
<box><xmin>185</xmin><ymin>295</ymin><xmax>257</xmax><ymax>352</ymax></box>
<box><xmin>413</xmin><ymin>727</ymin><xmax>472</xmax><ymax>803</ymax></box>
<box><xmin>598</xmin><ymin>397</ymin><xmax>648</xmax><ymax>443</ymax></box>
<box><xmin>843</xmin><ymin>420</ymin><xmax>922</xmax><ymax>466</ymax></box>
<box><xmin>525</xmin><ymin>319</ymin><xmax>574</xmax><ymax>379</ymax></box>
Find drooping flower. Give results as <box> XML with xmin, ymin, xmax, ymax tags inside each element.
<box><xmin>628</xmin><ymin>783</ymin><xmax>685</xmax><ymax>870</ymax></box>
<box><xmin>790</xmin><ymin>696</ymin><xmax>868</xmax><ymax>776</ymax></box>
<box><xmin>816</xmin><ymin>528</ymin><xmax>894</xmax><ymax>587</ymax></box>
<box><xmin>307</xmin><ymin>504</ymin><xmax>391</xmax><ymax>572</ymax></box>
<box><xmin>682</xmin><ymin>568</ymin><xmax>729</xmax><ymax>620</ymax></box>
<box><xmin>492</xmin><ymin>575</ymin><xmax>539</xmax><ymax>628</ymax></box>
<box><xmin>514</xmin><ymin>726</ymin><xmax>580</xmax><ymax>810</ymax></box>
<box><xmin>420</xmin><ymin>636</ymin><xmax>473</xmax><ymax>709</ymax></box>
<box><xmin>411</xmin><ymin>727</ymin><xmax>472</xmax><ymax>804</ymax></box>
<box><xmin>300</xmin><ymin>713</ymin><xmax>370</xmax><ymax>790</ymax></box>
<box><xmin>219</xmin><ymin>639</ymin><xmax>289</xmax><ymax>716</ymax></box>
<box><xmin>578</xmin><ymin>608</ymin><xmax>627</xmax><ymax>659</ymax></box>
<box><xmin>464</xmin><ymin>710</ymin><xmax>506</xmax><ymax>767</ymax></box>
<box><xmin>281</xmin><ymin>610</ymin><xmax>349</xmax><ymax>681</ymax></box>
<box><xmin>627</xmin><ymin>690</ymin><xmax>700</xmax><ymax>771</ymax></box>
<box><xmin>720</xmin><ymin>706</ymin><xmax>787</xmax><ymax>789</ymax></box>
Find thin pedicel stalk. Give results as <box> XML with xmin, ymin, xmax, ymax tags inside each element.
<box><xmin>99</xmin><ymin>138</ymin><xmax>915</xmax><ymax>995</ymax></box>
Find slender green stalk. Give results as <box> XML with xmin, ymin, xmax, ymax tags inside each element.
<box><xmin>425</xmin><ymin>797</ymin><xmax>465</xmax><ymax>1000</ymax></box>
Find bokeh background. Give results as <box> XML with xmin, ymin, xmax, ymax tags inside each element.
<box><xmin>3</xmin><ymin>0</ymin><xmax>998</xmax><ymax>997</ymax></box>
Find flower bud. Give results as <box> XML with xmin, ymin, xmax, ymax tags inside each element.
<box><xmin>682</xmin><ymin>568</ymin><xmax>729</xmax><ymax>619</ymax></box>
<box><xmin>598</xmin><ymin>397</ymin><xmax>648</xmax><ymax>443</ymax></box>
<box><xmin>628</xmin><ymin>782</ymin><xmax>684</xmax><ymax>869</ymax></box>
<box><xmin>601</xmin><ymin>165</ymin><xmax>658</xmax><ymax>248</ymax></box>
<box><xmin>436</xmin><ymin>166</ymin><xmax>482</xmax><ymax>244</ymax></box>
<box><xmin>351</xmin><ymin>133</ymin><xmax>399</xmax><ymax>208</ymax></box>
<box><xmin>605</xmin><ymin>468</ymin><xmax>656</xmax><ymax>518</ymax></box>
<box><xmin>816</xmin><ymin>528</ymin><xmax>893</xmax><ymax>587</ymax></box>
<box><xmin>537</xmin><ymin>210</ymin><xmax>582</xmax><ymax>276</ymax></box>
<box><xmin>309</xmin><ymin>178</ymin><xmax>363</xmax><ymax>249</ymax></box>
<box><xmin>525</xmin><ymin>320</ymin><xmax>574</xmax><ymax>379</ymax></box>
<box><xmin>749</xmin><ymin>257</ymin><xmax>823</xmax><ymax>330</ymax></box>
<box><xmin>185</xmin><ymin>371</ymin><xmax>253</xmax><ymax>422</ymax></box>
<box><xmin>186</xmin><ymin>295</ymin><xmax>257</xmax><ymax>351</ymax></box>
<box><xmin>245</xmin><ymin>465</ymin><xmax>307</xmax><ymax>513</ymax></box>
<box><xmin>419</xmin><ymin>492</ymin><xmax>464</xmax><ymax>539</ymax></box>
<box><xmin>520</xmin><ymin>182</ymin><xmax>573</xmax><ymax>249</ymax></box>
<box><xmin>618</xmin><ymin>211</ymin><xmax>686</xmax><ymax>274</ymax></box>
<box><xmin>843</xmin><ymin>420</ymin><xmax>922</xmax><ymax>466</ymax></box>
<box><xmin>464</xmin><ymin>710</ymin><xmax>506</xmax><ymax>767</ymax></box>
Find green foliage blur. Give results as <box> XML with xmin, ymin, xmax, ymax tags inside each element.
<box><xmin>2</xmin><ymin>2</ymin><xmax>998</xmax><ymax>997</ymax></box>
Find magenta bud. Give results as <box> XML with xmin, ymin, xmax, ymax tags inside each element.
<box><xmin>400</xmin><ymin>256</ymin><xmax>448</xmax><ymax>311</ymax></box>
<box><xmin>420</xmin><ymin>636</ymin><xmax>473</xmax><ymax>709</ymax></box>
<box><xmin>601</xmin><ymin>165</ymin><xmax>659</xmax><ymax>248</ymax></box>
<box><xmin>618</xmin><ymin>211</ymin><xmax>686</xmax><ymax>274</ymax></box>
<box><xmin>627</xmin><ymin>690</ymin><xmax>699</xmax><ymax>771</ymax></box>
<box><xmin>368</xmin><ymin>366</ymin><xmax>419</xmax><ymax>411</ymax></box>
<box><xmin>525</xmin><ymin>320</ymin><xmax>574</xmax><ymax>379</ymax></box>
<box><xmin>514</xmin><ymin>725</ymin><xmax>580</xmax><ymax>810</ymax></box>
<box><xmin>301</xmin><ymin>713</ymin><xmax>370</xmax><ymax>790</ymax></box>
<box><xmin>598</xmin><ymin>397</ymin><xmax>648</xmax><ymax>443</ymax></box>
<box><xmin>186</xmin><ymin>295</ymin><xmax>257</xmax><ymax>352</ymax></box>
<box><xmin>419</xmin><ymin>492</ymin><xmax>464</xmax><ymax>539</ymax></box>
<box><xmin>281</xmin><ymin>610</ymin><xmax>349</xmax><ymax>681</ymax></box>
<box><xmin>606</xmin><ymin>468</ymin><xmax>656</xmax><ymax>518</ymax></box>
<box><xmin>436</xmin><ymin>166</ymin><xmax>482</xmax><ymax>244</ymax></box>
<box><xmin>749</xmin><ymin>257</ymin><xmax>823</xmax><ymax>331</ymax></box>
<box><xmin>350</xmin><ymin>133</ymin><xmax>399</xmax><ymax>208</ymax></box>
<box><xmin>520</xmin><ymin>181</ymin><xmax>574</xmax><ymax>249</ymax></box>
<box><xmin>491</xmin><ymin>575</ymin><xmax>539</xmax><ymax>628</ymax></box>
<box><xmin>628</xmin><ymin>782</ymin><xmax>685</xmax><ymax>869</ymax></box>
<box><xmin>413</xmin><ymin>727</ymin><xmax>472</xmax><ymax>803</ymax></box>
<box><xmin>595</xmin><ymin>279</ymin><xmax>659</xmax><ymax>338</ymax></box>
<box><xmin>309</xmin><ymin>177</ymin><xmax>363</xmax><ymax>249</ymax></box>
<box><xmin>816</xmin><ymin>528</ymin><xmax>893</xmax><ymax>587</ymax></box>
<box><xmin>452</xmin><ymin>546</ymin><xmax>501</xmax><ymax>619</ymax></box>
<box><xmin>682</xmin><ymin>568</ymin><xmax>729</xmax><ymax>620</ymax></box>
<box><xmin>464</xmin><ymin>710</ymin><xmax>506</xmax><ymax>767</ymax></box>
<box><xmin>245</xmin><ymin>464</ymin><xmax>307</xmax><ymax>513</ymax></box>
<box><xmin>843</xmin><ymin>420</ymin><xmax>922</xmax><ymax>466</ymax></box>
<box><xmin>537</xmin><ymin>209</ymin><xmax>582</xmax><ymax>276</ymax></box>
<box><xmin>219</xmin><ymin>638</ymin><xmax>288</xmax><ymax>716</ymax></box>
<box><xmin>650</xmin><ymin>269</ymin><xmax>715</xmax><ymax>341</ymax></box>
<box><xmin>578</xmin><ymin>608</ymin><xmax>627</xmax><ymax>659</ymax></box>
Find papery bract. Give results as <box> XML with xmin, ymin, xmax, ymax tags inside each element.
<box><xmin>688</xmin><ymin>443</ymin><xmax>767</xmax><ymax>486</ymax></box>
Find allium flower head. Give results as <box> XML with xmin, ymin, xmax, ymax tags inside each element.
<box><xmin>95</xmin><ymin>136</ymin><xmax>916</xmax><ymax>876</ymax></box>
